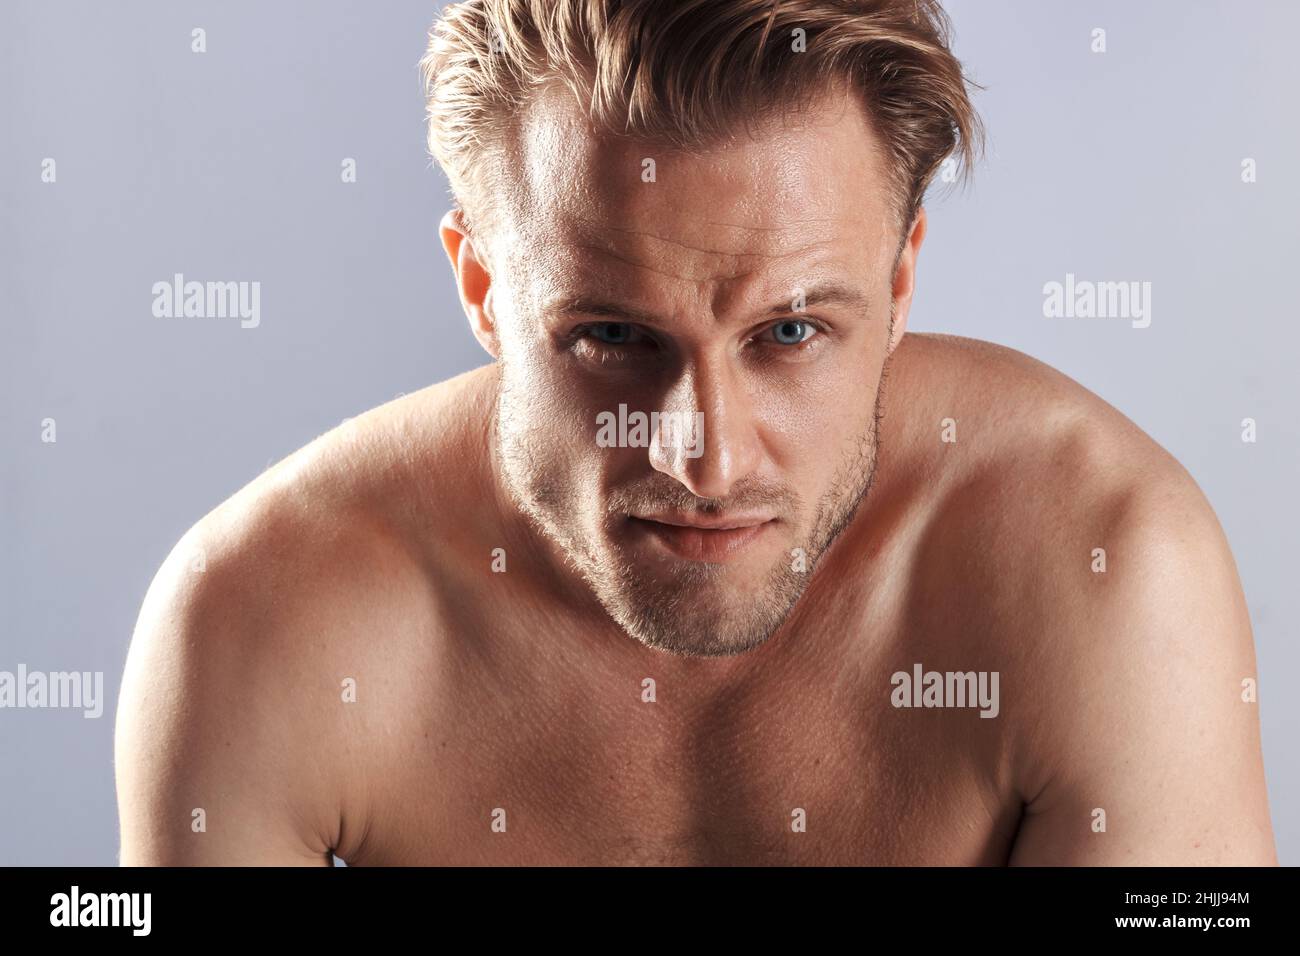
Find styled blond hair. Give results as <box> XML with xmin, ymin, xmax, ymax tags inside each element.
<box><xmin>421</xmin><ymin>0</ymin><xmax>982</xmax><ymax>250</ymax></box>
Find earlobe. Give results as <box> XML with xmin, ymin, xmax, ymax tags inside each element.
<box><xmin>477</xmin><ymin>287</ymin><xmax>501</xmax><ymax>360</ymax></box>
<box><xmin>439</xmin><ymin>209</ymin><xmax>500</xmax><ymax>360</ymax></box>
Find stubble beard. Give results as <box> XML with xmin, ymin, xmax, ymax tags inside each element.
<box><xmin>493</xmin><ymin>356</ymin><xmax>890</xmax><ymax>659</ymax></box>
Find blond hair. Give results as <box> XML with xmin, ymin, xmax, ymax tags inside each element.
<box><xmin>421</xmin><ymin>0</ymin><xmax>982</xmax><ymax>250</ymax></box>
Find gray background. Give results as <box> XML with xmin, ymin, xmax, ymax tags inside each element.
<box><xmin>1</xmin><ymin>1</ymin><xmax>1296</xmax><ymax>865</ymax></box>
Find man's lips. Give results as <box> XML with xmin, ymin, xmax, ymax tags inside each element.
<box><xmin>633</xmin><ymin>511</ymin><xmax>775</xmax><ymax>530</ymax></box>
<box><xmin>625</xmin><ymin>513</ymin><xmax>777</xmax><ymax>562</ymax></box>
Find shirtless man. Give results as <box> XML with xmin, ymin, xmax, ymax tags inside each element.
<box><xmin>115</xmin><ymin>0</ymin><xmax>1277</xmax><ymax>865</ymax></box>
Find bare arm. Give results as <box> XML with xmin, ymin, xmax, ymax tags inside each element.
<box><xmin>115</xmin><ymin>525</ymin><xmax>338</xmax><ymax>866</ymax></box>
<box><xmin>1009</xmin><ymin>478</ymin><xmax>1277</xmax><ymax>865</ymax></box>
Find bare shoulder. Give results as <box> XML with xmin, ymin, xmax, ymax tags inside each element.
<box><xmin>883</xmin><ymin>332</ymin><xmax>1226</xmax><ymax>568</ymax></box>
<box><xmin>887</xmin><ymin>333</ymin><xmax>1275</xmax><ymax>863</ymax></box>
<box><xmin>887</xmin><ymin>331</ymin><xmax>1232</xmax><ymax>530</ymax></box>
<box><xmin>115</xmin><ymin>364</ymin><xmax>497</xmax><ymax>864</ymax></box>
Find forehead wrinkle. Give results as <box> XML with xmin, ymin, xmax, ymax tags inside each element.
<box><xmin>700</xmin><ymin>217</ymin><xmax>847</xmax><ymax>233</ymax></box>
<box><xmin>570</xmin><ymin>216</ymin><xmax>844</xmax><ymax>254</ymax></box>
<box><xmin>594</xmin><ymin>225</ymin><xmax>760</xmax><ymax>260</ymax></box>
<box><xmin>571</xmin><ymin>237</ymin><xmax>840</xmax><ymax>289</ymax></box>
<box><xmin>570</xmin><ymin>240</ymin><xmax>711</xmax><ymax>285</ymax></box>
<box><xmin>570</xmin><ymin>213</ymin><xmax>840</xmax><ymax>265</ymax></box>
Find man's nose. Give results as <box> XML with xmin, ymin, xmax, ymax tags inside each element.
<box><xmin>647</xmin><ymin>357</ymin><xmax>762</xmax><ymax>501</ymax></box>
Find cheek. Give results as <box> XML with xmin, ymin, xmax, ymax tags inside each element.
<box><xmin>755</xmin><ymin>379</ymin><xmax>879</xmax><ymax>500</ymax></box>
<box><xmin>779</xmin><ymin>412</ymin><xmax>852</xmax><ymax>484</ymax></box>
<box><xmin>755</xmin><ymin>366</ymin><xmax>878</xmax><ymax>442</ymax></box>
<box><xmin>501</xmin><ymin>363</ymin><xmax>614</xmax><ymax>490</ymax></box>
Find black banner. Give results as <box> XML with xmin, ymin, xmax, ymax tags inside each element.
<box><xmin>0</xmin><ymin>866</ymin><xmax>1291</xmax><ymax>941</ymax></box>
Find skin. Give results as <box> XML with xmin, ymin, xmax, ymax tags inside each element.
<box><xmin>115</xmin><ymin>83</ymin><xmax>1277</xmax><ymax>866</ymax></box>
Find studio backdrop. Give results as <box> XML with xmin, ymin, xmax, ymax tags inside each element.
<box><xmin>1</xmin><ymin>0</ymin><xmax>1296</xmax><ymax>865</ymax></box>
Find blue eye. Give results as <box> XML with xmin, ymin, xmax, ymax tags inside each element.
<box><xmin>770</xmin><ymin>319</ymin><xmax>815</xmax><ymax>345</ymax></box>
<box><xmin>590</xmin><ymin>322</ymin><xmax>634</xmax><ymax>345</ymax></box>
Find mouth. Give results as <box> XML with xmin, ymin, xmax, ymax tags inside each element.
<box><xmin>625</xmin><ymin>512</ymin><xmax>778</xmax><ymax>563</ymax></box>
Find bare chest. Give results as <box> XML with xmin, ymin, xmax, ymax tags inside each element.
<box><xmin>336</xmin><ymin>520</ymin><xmax>1027</xmax><ymax>865</ymax></box>
<box><xmin>341</xmin><ymin>642</ymin><xmax>1021</xmax><ymax>866</ymax></box>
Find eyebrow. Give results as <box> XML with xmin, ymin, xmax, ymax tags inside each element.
<box><xmin>543</xmin><ymin>280</ymin><xmax>871</xmax><ymax>326</ymax></box>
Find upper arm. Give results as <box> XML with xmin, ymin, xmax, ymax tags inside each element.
<box><xmin>115</xmin><ymin>523</ymin><xmax>337</xmax><ymax>866</ymax></box>
<box><xmin>1008</xmin><ymin>471</ymin><xmax>1277</xmax><ymax>865</ymax></box>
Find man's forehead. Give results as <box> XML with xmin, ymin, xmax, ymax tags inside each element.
<box><xmin>513</xmin><ymin>80</ymin><xmax>896</xmax><ymax>257</ymax></box>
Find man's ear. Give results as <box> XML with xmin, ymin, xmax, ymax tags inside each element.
<box><xmin>439</xmin><ymin>208</ymin><xmax>500</xmax><ymax>359</ymax></box>
<box><xmin>886</xmin><ymin>205</ymin><xmax>927</xmax><ymax>356</ymax></box>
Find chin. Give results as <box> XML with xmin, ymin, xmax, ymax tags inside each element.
<box><xmin>621</xmin><ymin>613</ymin><xmax>779</xmax><ymax>658</ymax></box>
<box><xmin>596</xmin><ymin>549</ymin><xmax>808</xmax><ymax>658</ymax></box>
